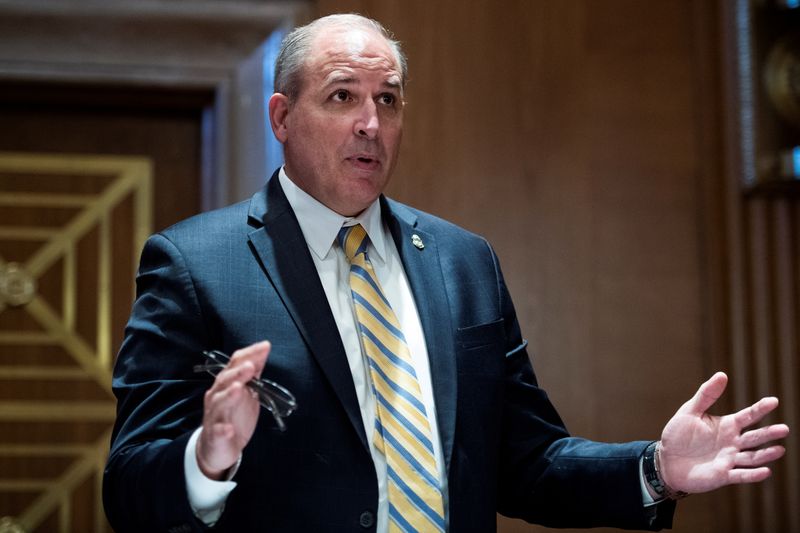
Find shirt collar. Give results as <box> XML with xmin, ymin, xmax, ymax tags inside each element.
<box><xmin>278</xmin><ymin>167</ymin><xmax>388</xmax><ymax>262</ymax></box>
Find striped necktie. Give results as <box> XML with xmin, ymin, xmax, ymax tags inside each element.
<box><xmin>337</xmin><ymin>224</ymin><xmax>445</xmax><ymax>532</ymax></box>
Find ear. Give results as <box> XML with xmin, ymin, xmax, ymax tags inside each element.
<box><xmin>268</xmin><ymin>93</ymin><xmax>290</xmax><ymax>143</ymax></box>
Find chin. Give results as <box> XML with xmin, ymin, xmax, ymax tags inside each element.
<box><xmin>348</xmin><ymin>175</ymin><xmax>385</xmax><ymax>194</ymax></box>
<box><xmin>338</xmin><ymin>190</ymin><xmax>382</xmax><ymax>216</ymax></box>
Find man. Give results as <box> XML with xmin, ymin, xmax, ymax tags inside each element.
<box><xmin>103</xmin><ymin>14</ymin><xmax>789</xmax><ymax>532</ymax></box>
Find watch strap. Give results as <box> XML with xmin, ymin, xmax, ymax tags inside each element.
<box><xmin>643</xmin><ymin>441</ymin><xmax>688</xmax><ymax>500</ymax></box>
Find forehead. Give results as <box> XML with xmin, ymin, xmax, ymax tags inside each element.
<box><xmin>306</xmin><ymin>25</ymin><xmax>402</xmax><ymax>85</ymax></box>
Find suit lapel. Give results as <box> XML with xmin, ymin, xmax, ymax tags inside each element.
<box><xmin>384</xmin><ymin>199</ymin><xmax>457</xmax><ymax>473</ymax></box>
<box><xmin>247</xmin><ymin>174</ymin><xmax>368</xmax><ymax>450</ymax></box>
<box><xmin>244</xmin><ymin>178</ymin><xmax>458</xmax><ymax>466</ymax></box>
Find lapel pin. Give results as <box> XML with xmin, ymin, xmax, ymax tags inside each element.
<box><xmin>411</xmin><ymin>234</ymin><xmax>425</xmax><ymax>250</ymax></box>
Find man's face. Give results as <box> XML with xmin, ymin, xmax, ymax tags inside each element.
<box><xmin>269</xmin><ymin>25</ymin><xmax>404</xmax><ymax>216</ymax></box>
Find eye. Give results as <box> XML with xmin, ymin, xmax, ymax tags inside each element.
<box><xmin>331</xmin><ymin>89</ymin><xmax>351</xmax><ymax>102</ymax></box>
<box><xmin>378</xmin><ymin>93</ymin><xmax>396</xmax><ymax>106</ymax></box>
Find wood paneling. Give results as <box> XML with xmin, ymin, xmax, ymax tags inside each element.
<box><xmin>0</xmin><ymin>82</ymin><xmax>209</xmax><ymax>233</ymax></box>
<box><xmin>723</xmin><ymin>195</ymin><xmax>800</xmax><ymax>533</ymax></box>
<box><xmin>0</xmin><ymin>85</ymin><xmax>208</xmax><ymax>532</ymax></box>
<box><xmin>0</xmin><ymin>2</ymin><xmax>305</xmax><ymax>530</ymax></box>
<box><xmin>720</xmin><ymin>1</ymin><xmax>800</xmax><ymax>531</ymax></box>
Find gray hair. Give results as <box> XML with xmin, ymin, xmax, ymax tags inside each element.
<box><xmin>274</xmin><ymin>14</ymin><xmax>408</xmax><ymax>100</ymax></box>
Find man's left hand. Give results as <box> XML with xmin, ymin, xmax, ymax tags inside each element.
<box><xmin>658</xmin><ymin>371</ymin><xmax>790</xmax><ymax>495</ymax></box>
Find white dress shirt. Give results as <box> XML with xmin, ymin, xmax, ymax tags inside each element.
<box><xmin>184</xmin><ymin>168</ymin><xmax>448</xmax><ymax>530</ymax></box>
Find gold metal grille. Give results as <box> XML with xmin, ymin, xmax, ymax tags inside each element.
<box><xmin>0</xmin><ymin>152</ymin><xmax>152</xmax><ymax>532</ymax></box>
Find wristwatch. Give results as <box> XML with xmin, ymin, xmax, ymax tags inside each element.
<box><xmin>643</xmin><ymin>441</ymin><xmax>688</xmax><ymax>500</ymax></box>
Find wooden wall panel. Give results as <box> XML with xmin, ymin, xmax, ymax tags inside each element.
<box><xmin>0</xmin><ymin>2</ymin><xmax>304</xmax><ymax>530</ymax></box>
<box><xmin>720</xmin><ymin>1</ymin><xmax>799</xmax><ymax>531</ymax></box>
<box><xmin>0</xmin><ymin>86</ymin><xmax>208</xmax><ymax>532</ymax></box>
<box><xmin>313</xmin><ymin>1</ymin><xmax>732</xmax><ymax>531</ymax></box>
<box><xmin>731</xmin><ymin>196</ymin><xmax>800</xmax><ymax>533</ymax></box>
<box><xmin>0</xmin><ymin>153</ymin><xmax>153</xmax><ymax>533</ymax></box>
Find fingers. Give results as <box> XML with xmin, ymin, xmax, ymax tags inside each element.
<box><xmin>197</xmin><ymin>341</ymin><xmax>272</xmax><ymax>478</ymax></box>
<box><xmin>728</xmin><ymin>466</ymin><xmax>772</xmax><ymax>484</ymax></box>
<box><xmin>212</xmin><ymin>361</ymin><xmax>255</xmax><ymax>393</ymax></box>
<box><xmin>680</xmin><ymin>371</ymin><xmax>728</xmax><ymax>416</ymax></box>
<box><xmin>738</xmin><ymin>423</ymin><xmax>791</xmax><ymax>450</ymax></box>
<box><xmin>733</xmin><ymin>396</ymin><xmax>780</xmax><ymax>429</ymax></box>
<box><xmin>206</xmin><ymin>340</ymin><xmax>271</xmax><ymax>397</ymax></box>
<box><xmin>206</xmin><ymin>379</ymin><xmax>248</xmax><ymax>416</ymax></box>
<box><xmin>229</xmin><ymin>340</ymin><xmax>271</xmax><ymax>377</ymax></box>
<box><xmin>734</xmin><ymin>445</ymin><xmax>786</xmax><ymax>467</ymax></box>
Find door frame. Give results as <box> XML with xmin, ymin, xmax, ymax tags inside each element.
<box><xmin>0</xmin><ymin>0</ymin><xmax>310</xmax><ymax>208</ymax></box>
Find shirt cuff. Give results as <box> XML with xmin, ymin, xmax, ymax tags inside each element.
<box><xmin>184</xmin><ymin>427</ymin><xmax>240</xmax><ymax>525</ymax></box>
<box><xmin>639</xmin><ymin>455</ymin><xmax>661</xmax><ymax>507</ymax></box>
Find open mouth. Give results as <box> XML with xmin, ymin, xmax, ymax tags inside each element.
<box><xmin>349</xmin><ymin>155</ymin><xmax>380</xmax><ymax>169</ymax></box>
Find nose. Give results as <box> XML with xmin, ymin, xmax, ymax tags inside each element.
<box><xmin>354</xmin><ymin>100</ymin><xmax>379</xmax><ymax>140</ymax></box>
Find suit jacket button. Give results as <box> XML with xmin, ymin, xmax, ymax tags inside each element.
<box><xmin>359</xmin><ymin>510</ymin><xmax>375</xmax><ymax>528</ymax></box>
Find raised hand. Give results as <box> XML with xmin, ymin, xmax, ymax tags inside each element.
<box><xmin>657</xmin><ymin>371</ymin><xmax>790</xmax><ymax>495</ymax></box>
<box><xmin>196</xmin><ymin>341</ymin><xmax>271</xmax><ymax>480</ymax></box>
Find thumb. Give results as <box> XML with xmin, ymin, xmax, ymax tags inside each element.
<box><xmin>227</xmin><ymin>341</ymin><xmax>271</xmax><ymax>381</ymax></box>
<box><xmin>249</xmin><ymin>340</ymin><xmax>271</xmax><ymax>376</ymax></box>
<box><xmin>679</xmin><ymin>371</ymin><xmax>728</xmax><ymax>416</ymax></box>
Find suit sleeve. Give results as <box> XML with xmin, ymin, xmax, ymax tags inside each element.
<box><xmin>103</xmin><ymin>233</ymin><xmax>215</xmax><ymax>533</ymax></box>
<box><xmin>489</xmin><ymin>245</ymin><xmax>676</xmax><ymax>530</ymax></box>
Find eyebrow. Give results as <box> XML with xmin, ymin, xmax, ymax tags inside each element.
<box><xmin>323</xmin><ymin>75</ymin><xmax>402</xmax><ymax>92</ymax></box>
<box><xmin>323</xmin><ymin>75</ymin><xmax>357</xmax><ymax>88</ymax></box>
<box><xmin>383</xmin><ymin>79</ymin><xmax>402</xmax><ymax>91</ymax></box>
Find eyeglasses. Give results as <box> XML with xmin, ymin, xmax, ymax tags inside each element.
<box><xmin>193</xmin><ymin>350</ymin><xmax>298</xmax><ymax>431</ymax></box>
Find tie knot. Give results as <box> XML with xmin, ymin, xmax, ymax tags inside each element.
<box><xmin>337</xmin><ymin>224</ymin><xmax>369</xmax><ymax>262</ymax></box>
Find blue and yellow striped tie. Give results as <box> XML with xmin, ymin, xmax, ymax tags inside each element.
<box><xmin>338</xmin><ymin>224</ymin><xmax>445</xmax><ymax>532</ymax></box>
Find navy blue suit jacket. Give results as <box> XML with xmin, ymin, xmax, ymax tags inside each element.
<box><xmin>103</xmin><ymin>172</ymin><xmax>675</xmax><ymax>531</ymax></box>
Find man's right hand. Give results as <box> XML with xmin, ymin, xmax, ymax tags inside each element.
<box><xmin>196</xmin><ymin>341</ymin><xmax>271</xmax><ymax>480</ymax></box>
